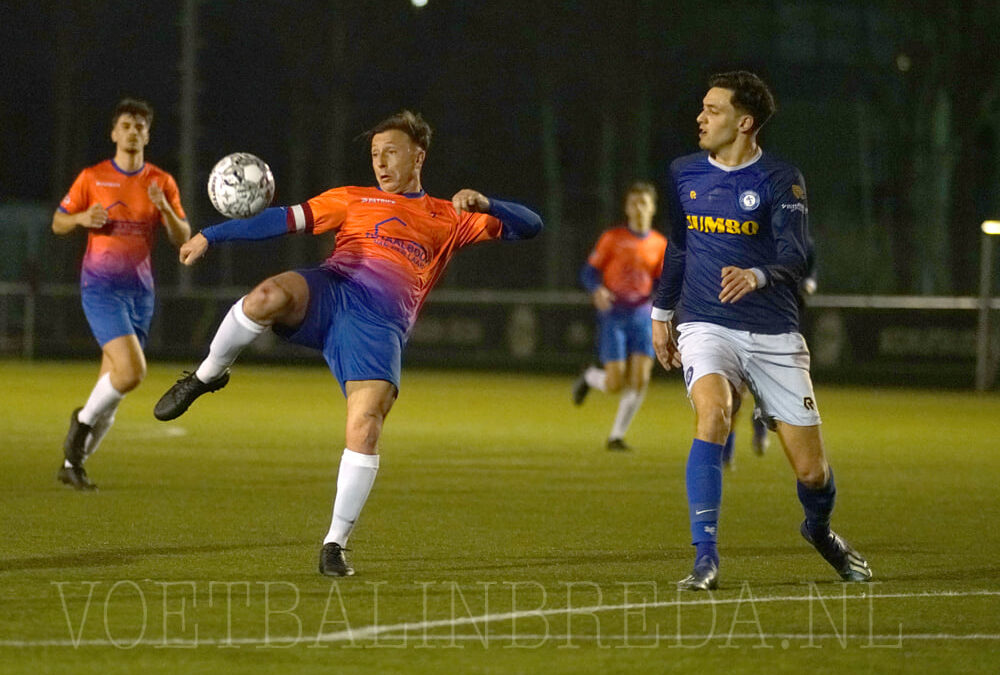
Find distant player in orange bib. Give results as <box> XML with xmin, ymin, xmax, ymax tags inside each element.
<box><xmin>572</xmin><ymin>182</ymin><xmax>667</xmax><ymax>451</ymax></box>
<box><xmin>154</xmin><ymin>110</ymin><xmax>542</xmax><ymax>576</ymax></box>
<box><xmin>53</xmin><ymin>98</ymin><xmax>190</xmax><ymax>491</ymax></box>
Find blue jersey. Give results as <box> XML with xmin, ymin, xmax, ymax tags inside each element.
<box><xmin>653</xmin><ymin>150</ymin><xmax>810</xmax><ymax>334</ymax></box>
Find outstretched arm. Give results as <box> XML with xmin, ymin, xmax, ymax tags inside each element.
<box><xmin>178</xmin><ymin>233</ymin><xmax>209</xmax><ymax>265</ymax></box>
<box><xmin>201</xmin><ymin>207</ymin><xmax>290</xmax><ymax>244</ymax></box>
<box><xmin>452</xmin><ymin>189</ymin><xmax>543</xmax><ymax>240</ymax></box>
<box><xmin>179</xmin><ymin>207</ymin><xmax>291</xmax><ymax>266</ymax></box>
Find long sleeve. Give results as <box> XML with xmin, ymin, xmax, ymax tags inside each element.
<box><xmin>488</xmin><ymin>198</ymin><xmax>543</xmax><ymax>241</ymax></box>
<box><xmin>652</xmin><ymin>170</ymin><xmax>687</xmax><ymax>316</ymax></box>
<box><xmin>201</xmin><ymin>207</ymin><xmax>290</xmax><ymax>244</ymax></box>
<box><xmin>758</xmin><ymin>172</ymin><xmax>809</xmax><ymax>287</ymax></box>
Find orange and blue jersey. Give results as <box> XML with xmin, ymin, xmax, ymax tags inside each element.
<box><xmin>59</xmin><ymin>159</ymin><xmax>185</xmax><ymax>292</ymax></box>
<box><xmin>582</xmin><ymin>226</ymin><xmax>667</xmax><ymax>308</ymax></box>
<box><xmin>295</xmin><ymin>187</ymin><xmax>505</xmax><ymax>332</ymax></box>
<box><xmin>202</xmin><ymin>187</ymin><xmax>541</xmax><ymax>334</ymax></box>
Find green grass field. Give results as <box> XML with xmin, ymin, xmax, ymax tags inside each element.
<box><xmin>2</xmin><ymin>360</ymin><xmax>999</xmax><ymax>673</ymax></box>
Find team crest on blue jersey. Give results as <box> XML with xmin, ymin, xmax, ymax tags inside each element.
<box><xmin>738</xmin><ymin>190</ymin><xmax>760</xmax><ymax>211</ymax></box>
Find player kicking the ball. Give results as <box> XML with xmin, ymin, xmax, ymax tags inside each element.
<box><xmin>154</xmin><ymin>110</ymin><xmax>542</xmax><ymax>576</ymax></box>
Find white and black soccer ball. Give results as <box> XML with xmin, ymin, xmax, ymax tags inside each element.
<box><xmin>207</xmin><ymin>152</ymin><xmax>275</xmax><ymax>219</ymax></box>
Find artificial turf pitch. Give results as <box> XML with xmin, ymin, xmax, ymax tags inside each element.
<box><xmin>1</xmin><ymin>360</ymin><xmax>998</xmax><ymax>673</ymax></box>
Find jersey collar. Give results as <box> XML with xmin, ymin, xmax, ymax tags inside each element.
<box><xmin>625</xmin><ymin>225</ymin><xmax>652</xmax><ymax>239</ymax></box>
<box><xmin>377</xmin><ymin>187</ymin><xmax>426</xmax><ymax>199</ymax></box>
<box><xmin>707</xmin><ymin>147</ymin><xmax>763</xmax><ymax>172</ymax></box>
<box><xmin>111</xmin><ymin>159</ymin><xmax>146</xmax><ymax>176</ymax></box>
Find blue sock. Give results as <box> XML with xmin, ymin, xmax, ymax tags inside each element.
<box><xmin>687</xmin><ymin>439</ymin><xmax>723</xmax><ymax>565</ymax></box>
<box><xmin>721</xmin><ymin>431</ymin><xmax>735</xmax><ymax>465</ymax></box>
<box><xmin>797</xmin><ymin>466</ymin><xmax>836</xmax><ymax>539</ymax></box>
<box><xmin>695</xmin><ymin>542</ymin><xmax>718</xmax><ymax>565</ymax></box>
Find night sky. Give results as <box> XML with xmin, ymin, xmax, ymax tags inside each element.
<box><xmin>2</xmin><ymin>1</ymin><xmax>997</xmax><ymax>293</ymax></box>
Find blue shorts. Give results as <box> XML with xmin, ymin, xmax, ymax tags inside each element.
<box><xmin>81</xmin><ymin>284</ymin><xmax>155</xmax><ymax>348</ymax></box>
<box><xmin>597</xmin><ymin>304</ymin><xmax>655</xmax><ymax>363</ymax></box>
<box><xmin>274</xmin><ymin>267</ymin><xmax>404</xmax><ymax>395</ymax></box>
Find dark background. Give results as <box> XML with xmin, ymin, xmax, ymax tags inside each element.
<box><xmin>2</xmin><ymin>0</ymin><xmax>998</xmax><ymax>296</ymax></box>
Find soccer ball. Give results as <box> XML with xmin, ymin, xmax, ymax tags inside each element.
<box><xmin>207</xmin><ymin>152</ymin><xmax>275</xmax><ymax>219</ymax></box>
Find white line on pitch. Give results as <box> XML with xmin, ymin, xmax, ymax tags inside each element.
<box><xmin>312</xmin><ymin>589</ymin><xmax>1000</xmax><ymax>644</ymax></box>
<box><xmin>378</xmin><ymin>633</ymin><xmax>1000</xmax><ymax>642</ymax></box>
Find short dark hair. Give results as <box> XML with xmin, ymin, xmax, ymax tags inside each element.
<box><xmin>626</xmin><ymin>180</ymin><xmax>657</xmax><ymax>203</ymax></box>
<box><xmin>365</xmin><ymin>110</ymin><xmax>432</xmax><ymax>151</ymax></box>
<box><xmin>111</xmin><ymin>98</ymin><xmax>154</xmax><ymax>130</ymax></box>
<box><xmin>708</xmin><ymin>71</ymin><xmax>776</xmax><ymax>131</ymax></box>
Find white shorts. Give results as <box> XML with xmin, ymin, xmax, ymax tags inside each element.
<box><xmin>676</xmin><ymin>321</ymin><xmax>822</xmax><ymax>428</ymax></box>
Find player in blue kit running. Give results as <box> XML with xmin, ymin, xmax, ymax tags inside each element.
<box><xmin>651</xmin><ymin>71</ymin><xmax>871</xmax><ymax>590</ymax></box>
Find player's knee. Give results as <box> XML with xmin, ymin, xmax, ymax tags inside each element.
<box><xmin>694</xmin><ymin>403</ymin><xmax>732</xmax><ymax>440</ymax></box>
<box><xmin>113</xmin><ymin>363</ymin><xmax>145</xmax><ymax>393</ymax></box>
<box><xmin>795</xmin><ymin>463</ymin><xmax>828</xmax><ymax>489</ymax></box>
<box><xmin>631</xmin><ymin>371</ymin><xmax>651</xmax><ymax>391</ymax></box>
<box><xmin>244</xmin><ymin>281</ymin><xmax>290</xmax><ymax>321</ymax></box>
<box><xmin>605</xmin><ymin>373</ymin><xmax>624</xmax><ymax>393</ymax></box>
<box><xmin>346</xmin><ymin>411</ymin><xmax>384</xmax><ymax>453</ymax></box>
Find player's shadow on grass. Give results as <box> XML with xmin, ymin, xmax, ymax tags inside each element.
<box><xmin>0</xmin><ymin>539</ymin><xmax>309</xmax><ymax>573</ymax></box>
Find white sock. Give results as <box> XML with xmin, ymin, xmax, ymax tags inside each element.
<box><xmin>195</xmin><ymin>297</ymin><xmax>267</xmax><ymax>382</ymax></box>
<box><xmin>78</xmin><ymin>373</ymin><xmax>124</xmax><ymax>426</ymax></box>
<box><xmin>83</xmin><ymin>406</ymin><xmax>118</xmax><ymax>461</ymax></box>
<box><xmin>324</xmin><ymin>449</ymin><xmax>380</xmax><ymax>546</ymax></box>
<box><xmin>610</xmin><ymin>387</ymin><xmax>645</xmax><ymax>440</ymax></box>
<box><xmin>584</xmin><ymin>366</ymin><xmax>608</xmax><ymax>393</ymax></box>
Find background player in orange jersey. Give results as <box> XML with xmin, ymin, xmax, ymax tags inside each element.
<box><xmin>572</xmin><ymin>182</ymin><xmax>667</xmax><ymax>450</ymax></box>
<box><xmin>154</xmin><ymin>110</ymin><xmax>542</xmax><ymax>576</ymax></box>
<box><xmin>52</xmin><ymin>98</ymin><xmax>190</xmax><ymax>490</ymax></box>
